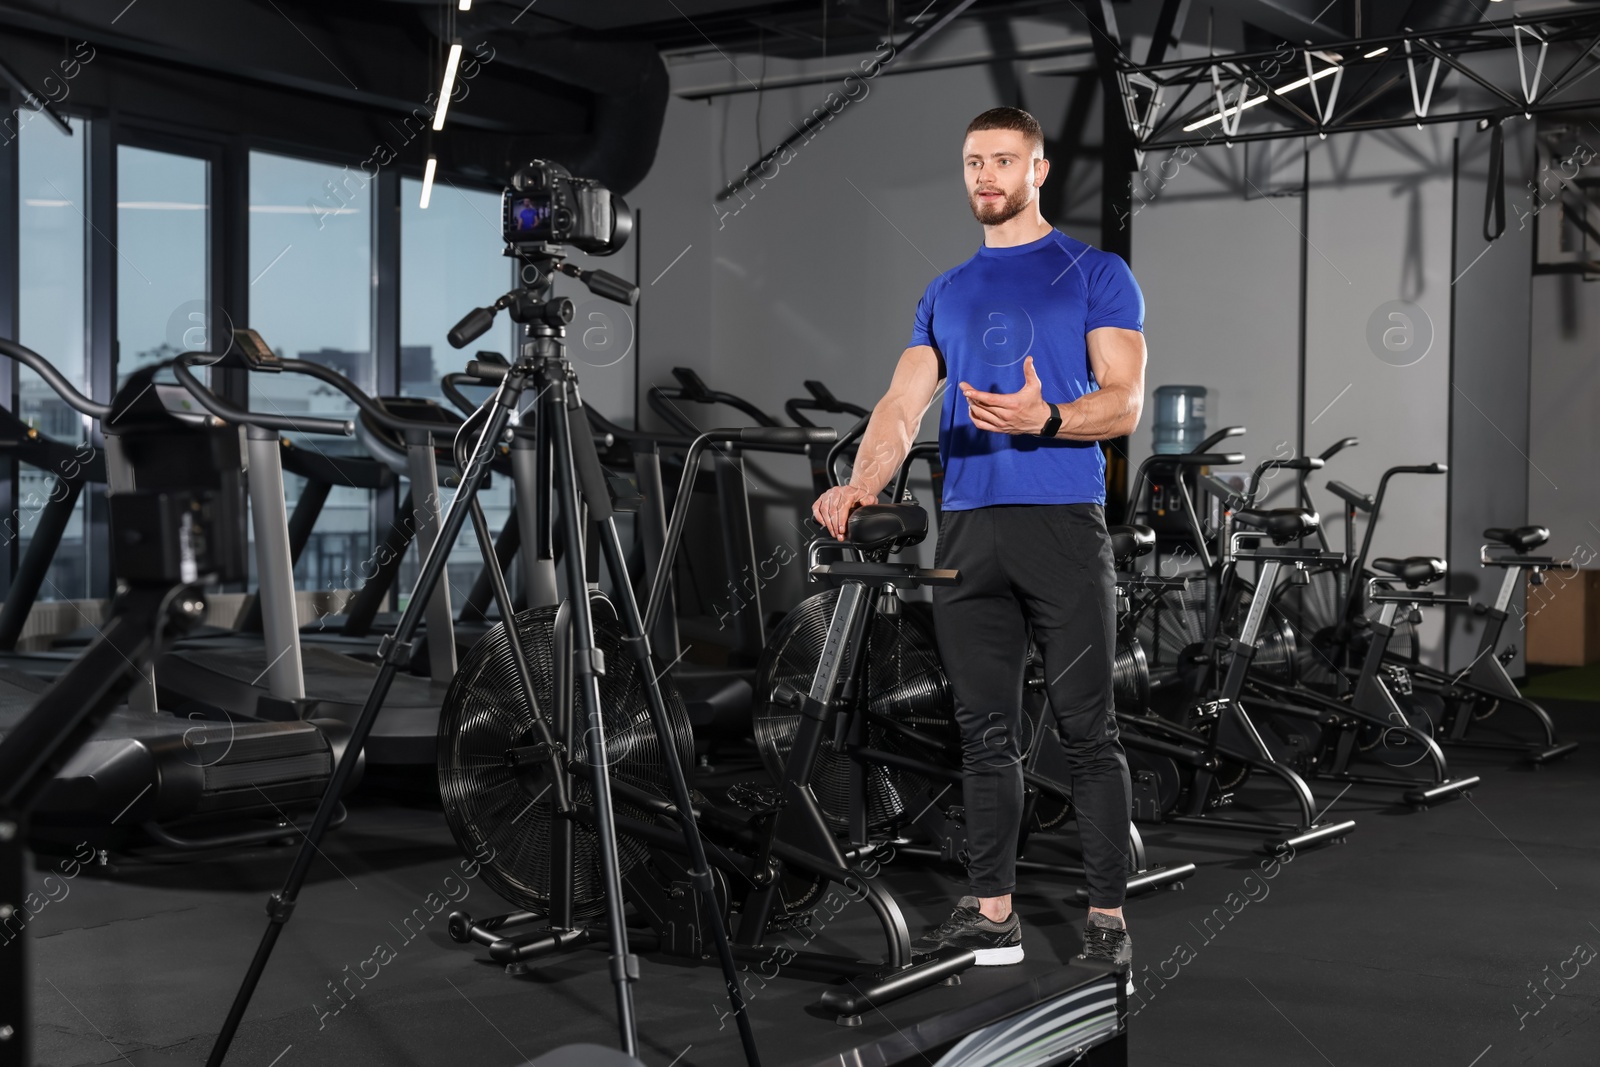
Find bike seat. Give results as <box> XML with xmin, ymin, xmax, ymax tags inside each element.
<box><xmin>1484</xmin><ymin>525</ymin><xmax>1549</xmax><ymax>552</ymax></box>
<box><xmin>1109</xmin><ymin>524</ymin><xmax>1156</xmax><ymax>565</ymax></box>
<box><xmin>1326</xmin><ymin>480</ymin><xmax>1373</xmax><ymax>513</ymax></box>
<box><xmin>1372</xmin><ymin>556</ymin><xmax>1446</xmax><ymax>588</ymax></box>
<box><xmin>1233</xmin><ymin>507</ymin><xmax>1320</xmax><ymax>545</ymax></box>
<box><xmin>847</xmin><ymin>504</ymin><xmax>928</xmax><ymax>552</ymax></box>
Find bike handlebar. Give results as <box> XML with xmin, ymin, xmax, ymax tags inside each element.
<box><xmin>1124</xmin><ymin>451</ymin><xmax>1246</xmax><ymax>522</ymax></box>
<box><xmin>1318</xmin><ymin>436</ymin><xmax>1358</xmax><ymax>461</ymax></box>
<box><xmin>1245</xmin><ymin>456</ymin><xmax>1324</xmax><ymax>507</ymax></box>
<box><xmin>1192</xmin><ymin>425</ymin><xmax>1246</xmax><ymax>454</ymax></box>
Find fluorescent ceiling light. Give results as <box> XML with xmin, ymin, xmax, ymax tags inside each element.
<box><xmin>1275</xmin><ymin>65</ymin><xmax>1340</xmax><ymax>95</ymax></box>
<box><xmin>1183</xmin><ymin>94</ymin><xmax>1268</xmax><ymax>132</ymax></box>
<box><xmin>433</xmin><ymin>42</ymin><xmax>463</xmax><ymax>131</ymax></box>
<box><xmin>1364</xmin><ymin>47</ymin><xmax>1389</xmax><ymax>58</ymax></box>
<box><xmin>420</xmin><ymin>156</ymin><xmax>438</xmax><ymax>209</ymax></box>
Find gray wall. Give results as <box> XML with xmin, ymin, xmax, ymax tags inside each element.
<box><xmin>1529</xmin><ymin>271</ymin><xmax>1600</xmax><ymax>568</ymax></box>
<box><xmin>1450</xmin><ymin>120</ymin><xmax>1534</xmax><ymax>671</ymax></box>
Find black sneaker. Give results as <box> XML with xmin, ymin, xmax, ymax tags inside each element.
<box><xmin>913</xmin><ymin>896</ymin><xmax>1023</xmax><ymax>966</ymax></box>
<box><xmin>1076</xmin><ymin>915</ymin><xmax>1133</xmax><ymax>993</ymax></box>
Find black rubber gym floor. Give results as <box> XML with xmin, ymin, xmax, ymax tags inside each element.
<box><xmin>18</xmin><ymin>701</ymin><xmax>1600</xmax><ymax>1067</ymax></box>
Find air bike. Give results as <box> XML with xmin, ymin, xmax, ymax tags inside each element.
<box><xmin>1276</xmin><ymin>451</ymin><xmax>1576</xmax><ymax>766</ymax></box>
<box><xmin>1222</xmin><ymin>451</ymin><xmax>1484</xmax><ymax>809</ymax></box>
<box><xmin>746</xmin><ymin>412</ymin><xmax>1195</xmax><ymax>905</ymax></box>
<box><xmin>441</xmin><ymin>413</ymin><xmax>975</xmax><ymax>1029</ymax></box>
<box><xmin>1112</xmin><ymin>443</ymin><xmax>1358</xmax><ymax>853</ymax></box>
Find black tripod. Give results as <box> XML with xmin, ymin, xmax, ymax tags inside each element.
<box><xmin>205</xmin><ymin>247</ymin><xmax>760</xmax><ymax>1067</ymax></box>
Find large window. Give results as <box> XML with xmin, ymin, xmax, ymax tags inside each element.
<box><xmin>248</xmin><ymin>151</ymin><xmax>374</xmax><ymax>596</ymax></box>
<box><xmin>116</xmin><ymin>146</ymin><xmax>208</xmax><ymax>385</ymax></box>
<box><xmin>15</xmin><ymin>116</ymin><xmax>89</xmax><ymax>600</ymax></box>
<box><xmin>400</xmin><ymin>177</ymin><xmax>512</xmax><ymax>397</ymax></box>
<box><xmin>400</xmin><ymin>176</ymin><xmax>514</xmax><ymax>603</ymax></box>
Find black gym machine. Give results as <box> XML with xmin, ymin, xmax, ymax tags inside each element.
<box><xmin>0</xmin><ymin>364</ymin><xmax>258</xmax><ymax>1066</ymax></box>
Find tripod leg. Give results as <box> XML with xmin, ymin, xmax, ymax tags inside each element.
<box><xmin>595</xmin><ymin>518</ymin><xmax>763</xmax><ymax>1067</ymax></box>
<box><xmin>545</xmin><ymin>376</ymin><xmax>639</xmax><ymax>1058</ymax></box>
<box><xmin>205</xmin><ymin>373</ymin><xmax>523</xmax><ymax>1067</ymax></box>
<box><xmin>555</xmin><ymin>377</ymin><xmax>758</xmax><ymax>1065</ymax></box>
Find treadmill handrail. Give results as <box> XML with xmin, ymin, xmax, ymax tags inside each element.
<box><xmin>174</xmin><ymin>354</ymin><xmax>353</xmax><ymax>436</ymax></box>
<box><xmin>0</xmin><ymin>338</ymin><xmax>113</xmax><ymax>420</ymax></box>
<box><xmin>586</xmin><ymin>405</ymin><xmax>696</xmax><ymax>451</ymax></box>
<box><xmin>280</xmin><ymin>359</ymin><xmax>467</xmax><ymax>441</ymax></box>
<box><xmin>440</xmin><ymin>372</ymin><xmax>484</xmax><ymax>419</ymax></box>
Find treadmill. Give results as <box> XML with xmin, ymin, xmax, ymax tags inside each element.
<box><xmin>0</xmin><ymin>340</ymin><xmax>352</xmax><ymax>850</ymax></box>
<box><xmin>153</xmin><ymin>333</ymin><xmax>459</xmax><ymax>766</ymax></box>
<box><xmin>292</xmin><ymin>390</ymin><xmax>507</xmax><ymax>668</ymax></box>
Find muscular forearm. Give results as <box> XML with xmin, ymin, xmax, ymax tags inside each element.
<box><xmin>1051</xmin><ymin>382</ymin><xmax>1141</xmax><ymax>442</ymax></box>
<box><xmin>849</xmin><ymin>396</ymin><xmax>925</xmax><ymax>497</ymax></box>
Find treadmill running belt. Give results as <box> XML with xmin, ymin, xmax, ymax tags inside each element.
<box><xmin>157</xmin><ymin>644</ymin><xmax>449</xmax><ymax>765</ymax></box>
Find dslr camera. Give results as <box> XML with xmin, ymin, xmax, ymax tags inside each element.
<box><xmin>502</xmin><ymin>160</ymin><xmax>633</xmax><ymax>256</ymax></box>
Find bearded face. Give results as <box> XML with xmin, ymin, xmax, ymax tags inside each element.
<box><xmin>962</xmin><ymin>128</ymin><xmax>1042</xmax><ymax>227</ymax></box>
<box><xmin>968</xmin><ymin>179</ymin><xmax>1032</xmax><ymax>225</ymax></box>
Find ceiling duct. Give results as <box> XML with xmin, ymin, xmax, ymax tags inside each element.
<box><xmin>443</xmin><ymin>2</ymin><xmax>670</xmax><ymax>194</ymax></box>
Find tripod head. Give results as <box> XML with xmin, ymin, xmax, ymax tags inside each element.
<box><xmin>447</xmin><ymin>244</ymin><xmax>640</xmax><ymax>351</ymax></box>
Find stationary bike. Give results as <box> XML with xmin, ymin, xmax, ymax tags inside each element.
<box><xmin>446</xmin><ymin>417</ymin><xmax>974</xmax><ymax>1027</ymax></box>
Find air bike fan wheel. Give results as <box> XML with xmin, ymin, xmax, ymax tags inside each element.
<box><xmin>436</xmin><ymin>598</ymin><xmax>699</xmax><ymax>921</ymax></box>
<box><xmin>753</xmin><ymin>589</ymin><xmax>961</xmax><ymax>834</ymax></box>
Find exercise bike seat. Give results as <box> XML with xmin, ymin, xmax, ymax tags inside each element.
<box><xmin>1371</xmin><ymin>556</ymin><xmax>1447</xmax><ymax>588</ymax></box>
<box><xmin>847</xmin><ymin>504</ymin><xmax>928</xmax><ymax>552</ymax></box>
<box><xmin>1108</xmin><ymin>524</ymin><xmax>1156</xmax><ymax>564</ymax></box>
<box><xmin>1483</xmin><ymin>525</ymin><xmax>1549</xmax><ymax>553</ymax></box>
<box><xmin>1233</xmin><ymin>507</ymin><xmax>1320</xmax><ymax>545</ymax></box>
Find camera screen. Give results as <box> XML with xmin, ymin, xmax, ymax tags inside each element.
<box><xmin>508</xmin><ymin>194</ymin><xmax>554</xmax><ymax>237</ymax></box>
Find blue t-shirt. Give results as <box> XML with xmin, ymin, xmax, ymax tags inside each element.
<box><xmin>909</xmin><ymin>230</ymin><xmax>1144</xmax><ymax>510</ymax></box>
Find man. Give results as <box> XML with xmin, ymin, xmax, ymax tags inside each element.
<box><xmin>811</xmin><ymin>106</ymin><xmax>1144</xmax><ymax>978</ymax></box>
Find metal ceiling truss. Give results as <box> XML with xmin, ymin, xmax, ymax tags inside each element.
<box><xmin>1117</xmin><ymin>6</ymin><xmax>1600</xmax><ymax>151</ymax></box>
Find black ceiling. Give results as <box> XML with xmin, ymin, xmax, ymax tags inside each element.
<box><xmin>0</xmin><ymin>0</ymin><xmax>1498</xmax><ymax>193</ymax></box>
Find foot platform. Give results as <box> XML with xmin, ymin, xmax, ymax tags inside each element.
<box><xmin>1401</xmin><ymin>776</ymin><xmax>1479</xmax><ymax>808</ymax></box>
<box><xmin>816</xmin><ymin>947</ymin><xmax>974</xmax><ymax>1026</ymax></box>
<box><xmin>1071</xmin><ymin>863</ymin><xmax>1196</xmax><ymax>904</ymax></box>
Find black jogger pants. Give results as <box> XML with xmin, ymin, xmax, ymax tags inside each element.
<box><xmin>931</xmin><ymin>503</ymin><xmax>1132</xmax><ymax>909</ymax></box>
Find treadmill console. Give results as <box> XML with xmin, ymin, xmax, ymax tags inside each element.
<box><xmin>231</xmin><ymin>327</ymin><xmax>282</xmax><ymax>371</ymax></box>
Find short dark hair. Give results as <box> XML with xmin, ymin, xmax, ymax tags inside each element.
<box><xmin>964</xmin><ymin>107</ymin><xmax>1044</xmax><ymax>153</ymax></box>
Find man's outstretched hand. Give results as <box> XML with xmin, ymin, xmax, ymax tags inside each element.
<box><xmin>962</xmin><ymin>355</ymin><xmax>1052</xmax><ymax>436</ymax></box>
<box><xmin>812</xmin><ymin>484</ymin><xmax>880</xmax><ymax>540</ymax></box>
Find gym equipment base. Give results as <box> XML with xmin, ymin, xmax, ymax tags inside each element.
<box><xmin>449</xmin><ymin>909</ymin><xmax>1126</xmax><ymax>1064</ymax></box>
<box><xmin>1438</xmin><ymin>735</ymin><xmax>1578</xmax><ymax>765</ymax></box>
<box><xmin>1310</xmin><ymin>770</ymin><xmax>1480</xmax><ymax>808</ymax></box>
<box><xmin>451</xmin><ymin>908</ymin><xmax>977</xmax><ymax>1027</ymax></box>
<box><xmin>889</xmin><ymin>844</ymin><xmax>1198</xmax><ymax>906</ymax></box>
<box><xmin>1162</xmin><ymin>814</ymin><xmax>1357</xmax><ymax>854</ymax></box>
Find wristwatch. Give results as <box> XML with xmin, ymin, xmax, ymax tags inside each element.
<box><xmin>1038</xmin><ymin>402</ymin><xmax>1062</xmax><ymax>438</ymax></box>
